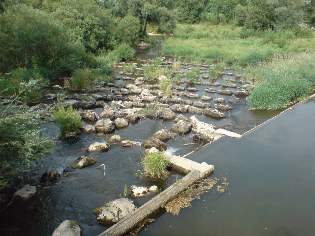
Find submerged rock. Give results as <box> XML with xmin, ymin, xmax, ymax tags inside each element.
<box><xmin>142</xmin><ymin>137</ymin><xmax>167</xmax><ymax>151</ymax></box>
<box><xmin>71</xmin><ymin>156</ymin><xmax>97</xmax><ymax>169</ymax></box>
<box><xmin>94</xmin><ymin>198</ymin><xmax>137</xmax><ymax>224</ymax></box>
<box><xmin>52</xmin><ymin>220</ymin><xmax>81</xmax><ymax>236</ymax></box>
<box><xmin>14</xmin><ymin>185</ymin><xmax>37</xmax><ymax>200</ymax></box>
<box><xmin>40</xmin><ymin>170</ymin><xmax>60</xmax><ymax>183</ymax></box>
<box><xmin>88</xmin><ymin>142</ymin><xmax>109</xmax><ymax>152</ymax></box>
<box><xmin>171</xmin><ymin>120</ymin><xmax>192</xmax><ymax>135</ymax></box>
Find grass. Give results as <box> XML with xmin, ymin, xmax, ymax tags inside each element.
<box><xmin>141</xmin><ymin>152</ymin><xmax>170</xmax><ymax>179</ymax></box>
<box><xmin>162</xmin><ymin>24</ymin><xmax>315</xmax><ymax>66</ymax></box>
<box><xmin>52</xmin><ymin>106</ymin><xmax>82</xmax><ymax>138</ymax></box>
<box><xmin>186</xmin><ymin>68</ymin><xmax>201</xmax><ymax>84</ymax></box>
<box><xmin>248</xmin><ymin>52</ymin><xmax>315</xmax><ymax>110</ymax></box>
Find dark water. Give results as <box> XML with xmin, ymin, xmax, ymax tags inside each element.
<box><xmin>140</xmin><ymin>100</ymin><xmax>315</xmax><ymax>236</ymax></box>
<box><xmin>0</xmin><ymin>44</ymin><xmax>291</xmax><ymax>236</ymax></box>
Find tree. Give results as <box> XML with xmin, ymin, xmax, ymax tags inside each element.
<box><xmin>115</xmin><ymin>15</ymin><xmax>141</xmax><ymax>46</ymax></box>
<box><xmin>0</xmin><ymin>4</ymin><xmax>89</xmax><ymax>77</ymax></box>
<box><xmin>245</xmin><ymin>0</ymin><xmax>275</xmax><ymax>30</ymax></box>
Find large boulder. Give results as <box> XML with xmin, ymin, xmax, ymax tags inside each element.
<box><xmin>88</xmin><ymin>142</ymin><xmax>109</xmax><ymax>152</ymax></box>
<box><xmin>99</xmin><ymin>109</ymin><xmax>115</xmax><ymax>119</ymax></box>
<box><xmin>71</xmin><ymin>156</ymin><xmax>97</xmax><ymax>169</ymax></box>
<box><xmin>94</xmin><ymin>198</ymin><xmax>137</xmax><ymax>224</ymax></box>
<box><xmin>14</xmin><ymin>185</ymin><xmax>37</xmax><ymax>200</ymax></box>
<box><xmin>153</xmin><ymin>129</ymin><xmax>175</xmax><ymax>142</ymax></box>
<box><xmin>142</xmin><ymin>137</ymin><xmax>167</xmax><ymax>151</ymax></box>
<box><xmin>114</xmin><ymin>118</ymin><xmax>129</xmax><ymax>129</ymax></box>
<box><xmin>171</xmin><ymin>120</ymin><xmax>192</xmax><ymax>135</ymax></box>
<box><xmin>109</xmin><ymin>135</ymin><xmax>122</xmax><ymax>143</ymax></box>
<box><xmin>95</xmin><ymin>119</ymin><xmax>115</xmax><ymax>134</ymax></box>
<box><xmin>82</xmin><ymin>110</ymin><xmax>99</xmax><ymax>122</ymax></box>
<box><xmin>52</xmin><ymin>220</ymin><xmax>81</xmax><ymax>236</ymax></box>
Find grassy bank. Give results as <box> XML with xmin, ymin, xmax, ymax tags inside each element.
<box><xmin>248</xmin><ymin>52</ymin><xmax>315</xmax><ymax>110</ymax></box>
<box><xmin>163</xmin><ymin>24</ymin><xmax>315</xmax><ymax>66</ymax></box>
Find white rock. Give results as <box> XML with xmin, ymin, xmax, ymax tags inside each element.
<box><xmin>14</xmin><ymin>185</ymin><xmax>37</xmax><ymax>200</ymax></box>
<box><xmin>52</xmin><ymin>220</ymin><xmax>81</xmax><ymax>236</ymax></box>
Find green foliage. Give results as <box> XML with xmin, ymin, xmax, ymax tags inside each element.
<box><xmin>71</xmin><ymin>68</ymin><xmax>96</xmax><ymax>91</ymax></box>
<box><xmin>0</xmin><ymin>106</ymin><xmax>53</xmax><ymax>190</ymax></box>
<box><xmin>249</xmin><ymin>53</ymin><xmax>315</xmax><ymax>110</ymax></box>
<box><xmin>0</xmin><ymin>68</ymin><xmax>44</xmax><ymax>103</ymax></box>
<box><xmin>115</xmin><ymin>15</ymin><xmax>141</xmax><ymax>46</ymax></box>
<box><xmin>52</xmin><ymin>106</ymin><xmax>82</xmax><ymax>138</ymax></box>
<box><xmin>106</xmin><ymin>43</ymin><xmax>135</xmax><ymax>64</ymax></box>
<box><xmin>141</xmin><ymin>152</ymin><xmax>170</xmax><ymax>178</ymax></box>
<box><xmin>144</xmin><ymin>64</ymin><xmax>170</xmax><ymax>82</ymax></box>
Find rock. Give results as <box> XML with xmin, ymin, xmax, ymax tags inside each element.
<box><xmin>88</xmin><ymin>142</ymin><xmax>109</xmax><ymax>152</ymax></box>
<box><xmin>234</xmin><ymin>89</ymin><xmax>249</xmax><ymax>96</ymax></box>
<box><xmin>193</xmin><ymin>101</ymin><xmax>211</xmax><ymax>108</ymax></box>
<box><xmin>82</xmin><ymin>110</ymin><xmax>99</xmax><ymax>122</ymax></box>
<box><xmin>193</xmin><ymin>133</ymin><xmax>214</xmax><ymax>142</ymax></box>
<box><xmin>95</xmin><ymin>119</ymin><xmax>115</xmax><ymax>133</ymax></box>
<box><xmin>64</xmin><ymin>100</ymin><xmax>80</xmax><ymax>108</ymax></box>
<box><xmin>222</xmin><ymin>83</ymin><xmax>237</xmax><ymax>88</ymax></box>
<box><xmin>201</xmin><ymin>95</ymin><xmax>212</xmax><ymax>101</ymax></box>
<box><xmin>204</xmin><ymin>88</ymin><xmax>217</xmax><ymax>93</ymax></box>
<box><xmin>114</xmin><ymin>118</ymin><xmax>129</xmax><ymax>129</ymax></box>
<box><xmin>183</xmin><ymin>93</ymin><xmax>200</xmax><ymax>99</ymax></box>
<box><xmin>71</xmin><ymin>156</ymin><xmax>97</xmax><ymax>169</ymax></box>
<box><xmin>171</xmin><ymin>120</ymin><xmax>192</xmax><ymax>135</ymax></box>
<box><xmin>44</xmin><ymin>93</ymin><xmax>56</xmax><ymax>100</ymax></box>
<box><xmin>99</xmin><ymin>109</ymin><xmax>115</xmax><ymax>119</ymax></box>
<box><xmin>176</xmin><ymin>86</ymin><xmax>185</xmax><ymax>91</ymax></box>
<box><xmin>217</xmin><ymin>89</ymin><xmax>233</xmax><ymax>96</ymax></box>
<box><xmin>204</xmin><ymin>108</ymin><xmax>225</xmax><ymax>119</ymax></box>
<box><xmin>40</xmin><ymin>170</ymin><xmax>60</xmax><ymax>183</ymax></box>
<box><xmin>121</xmin><ymin>140</ymin><xmax>139</xmax><ymax>147</ymax></box>
<box><xmin>14</xmin><ymin>185</ymin><xmax>37</xmax><ymax>200</ymax></box>
<box><xmin>142</xmin><ymin>137</ymin><xmax>167</xmax><ymax>151</ymax></box>
<box><xmin>81</xmin><ymin>124</ymin><xmax>95</xmax><ymax>133</ymax></box>
<box><xmin>186</xmin><ymin>87</ymin><xmax>198</xmax><ymax>92</ymax></box>
<box><xmin>64</xmin><ymin>132</ymin><xmax>79</xmax><ymax>139</ymax></box>
<box><xmin>52</xmin><ymin>220</ymin><xmax>81</xmax><ymax>236</ymax></box>
<box><xmin>175</xmin><ymin>114</ymin><xmax>190</xmax><ymax>122</ymax></box>
<box><xmin>94</xmin><ymin>198</ymin><xmax>137</xmax><ymax>224</ymax></box>
<box><xmin>130</xmin><ymin>185</ymin><xmax>159</xmax><ymax>198</ymax></box>
<box><xmin>214</xmin><ymin>104</ymin><xmax>232</xmax><ymax>111</ymax></box>
<box><xmin>153</xmin><ymin>129</ymin><xmax>175</xmax><ymax>142</ymax></box>
<box><xmin>188</xmin><ymin>106</ymin><xmax>203</xmax><ymax>114</ymax></box>
<box><xmin>143</xmin><ymin>147</ymin><xmax>159</xmax><ymax>156</ymax></box>
<box><xmin>158</xmin><ymin>108</ymin><xmax>176</xmax><ymax>120</ymax></box>
<box><xmin>109</xmin><ymin>135</ymin><xmax>122</xmax><ymax>143</ymax></box>
<box><xmin>126</xmin><ymin>113</ymin><xmax>142</xmax><ymax>124</ymax></box>
<box><xmin>170</xmin><ymin>104</ymin><xmax>189</xmax><ymax>113</ymax></box>
<box><xmin>214</xmin><ymin>97</ymin><xmax>225</xmax><ymax>104</ymax></box>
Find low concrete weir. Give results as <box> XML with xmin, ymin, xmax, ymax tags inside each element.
<box><xmin>99</xmin><ymin>155</ymin><xmax>214</xmax><ymax>236</ymax></box>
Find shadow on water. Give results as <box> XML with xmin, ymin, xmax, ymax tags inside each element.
<box><xmin>139</xmin><ymin>100</ymin><xmax>315</xmax><ymax>236</ymax></box>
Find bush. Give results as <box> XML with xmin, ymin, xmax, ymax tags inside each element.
<box><xmin>0</xmin><ymin>106</ymin><xmax>53</xmax><ymax>190</ymax></box>
<box><xmin>52</xmin><ymin>106</ymin><xmax>82</xmax><ymax>138</ymax></box>
<box><xmin>115</xmin><ymin>15</ymin><xmax>140</xmax><ymax>46</ymax></box>
<box><xmin>71</xmin><ymin>68</ymin><xmax>96</xmax><ymax>91</ymax></box>
<box><xmin>141</xmin><ymin>152</ymin><xmax>170</xmax><ymax>179</ymax></box>
<box><xmin>106</xmin><ymin>43</ymin><xmax>135</xmax><ymax>64</ymax></box>
<box><xmin>0</xmin><ymin>68</ymin><xmax>44</xmax><ymax>103</ymax></box>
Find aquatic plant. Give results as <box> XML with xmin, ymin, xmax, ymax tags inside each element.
<box><xmin>52</xmin><ymin>106</ymin><xmax>82</xmax><ymax>138</ymax></box>
<box><xmin>186</xmin><ymin>68</ymin><xmax>201</xmax><ymax>85</ymax></box>
<box><xmin>141</xmin><ymin>152</ymin><xmax>170</xmax><ymax>179</ymax></box>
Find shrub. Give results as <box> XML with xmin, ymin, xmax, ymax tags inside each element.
<box><xmin>52</xmin><ymin>106</ymin><xmax>82</xmax><ymax>138</ymax></box>
<box><xmin>71</xmin><ymin>68</ymin><xmax>96</xmax><ymax>91</ymax></box>
<box><xmin>141</xmin><ymin>152</ymin><xmax>170</xmax><ymax>179</ymax></box>
<box><xmin>115</xmin><ymin>15</ymin><xmax>140</xmax><ymax>46</ymax></box>
<box><xmin>0</xmin><ymin>68</ymin><xmax>44</xmax><ymax>103</ymax></box>
<box><xmin>0</xmin><ymin>106</ymin><xmax>53</xmax><ymax>190</ymax></box>
<box><xmin>106</xmin><ymin>43</ymin><xmax>135</xmax><ymax>64</ymax></box>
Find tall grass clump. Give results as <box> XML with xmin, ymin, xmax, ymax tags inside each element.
<box><xmin>186</xmin><ymin>68</ymin><xmax>201</xmax><ymax>84</ymax></box>
<box><xmin>52</xmin><ymin>106</ymin><xmax>82</xmax><ymax>138</ymax></box>
<box><xmin>141</xmin><ymin>152</ymin><xmax>170</xmax><ymax>179</ymax></box>
<box><xmin>159</xmin><ymin>77</ymin><xmax>173</xmax><ymax>97</ymax></box>
<box><xmin>249</xmin><ymin>53</ymin><xmax>315</xmax><ymax>110</ymax></box>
